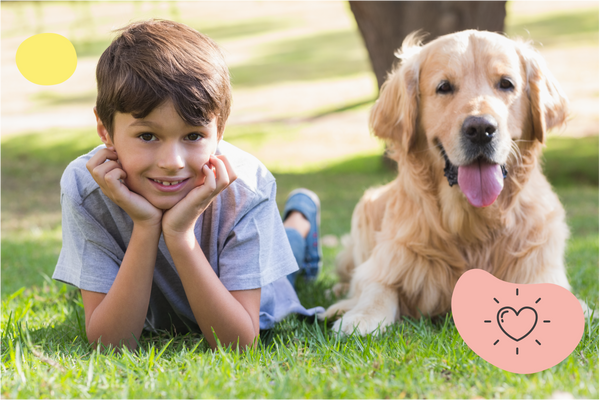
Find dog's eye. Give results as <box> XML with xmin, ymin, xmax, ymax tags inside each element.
<box><xmin>436</xmin><ymin>81</ymin><xmax>453</xmax><ymax>94</ymax></box>
<box><xmin>499</xmin><ymin>77</ymin><xmax>515</xmax><ymax>91</ymax></box>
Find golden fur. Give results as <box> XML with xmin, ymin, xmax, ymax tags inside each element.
<box><xmin>322</xmin><ymin>30</ymin><xmax>575</xmax><ymax>335</ymax></box>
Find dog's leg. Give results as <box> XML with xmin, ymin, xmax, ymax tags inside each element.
<box><xmin>326</xmin><ymin>238</ymin><xmax>463</xmax><ymax>335</ymax></box>
<box><xmin>331</xmin><ymin>278</ymin><xmax>399</xmax><ymax>336</ymax></box>
<box><xmin>328</xmin><ymin>256</ymin><xmax>400</xmax><ymax>335</ymax></box>
<box><xmin>319</xmin><ymin>297</ymin><xmax>358</xmax><ymax>320</ymax></box>
<box><xmin>331</xmin><ymin>234</ymin><xmax>355</xmax><ymax>297</ymax></box>
<box><xmin>332</xmin><ymin>184</ymin><xmax>393</xmax><ymax>299</ymax></box>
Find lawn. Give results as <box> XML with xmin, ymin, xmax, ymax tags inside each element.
<box><xmin>1</xmin><ymin>130</ymin><xmax>598</xmax><ymax>398</ymax></box>
<box><xmin>2</xmin><ymin>1</ymin><xmax>599</xmax><ymax>398</ymax></box>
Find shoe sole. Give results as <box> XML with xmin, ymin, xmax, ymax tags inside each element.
<box><xmin>286</xmin><ymin>188</ymin><xmax>322</xmax><ymax>274</ymax></box>
<box><xmin>286</xmin><ymin>188</ymin><xmax>321</xmax><ymax>227</ymax></box>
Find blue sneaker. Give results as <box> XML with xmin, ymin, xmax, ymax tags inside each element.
<box><xmin>283</xmin><ymin>188</ymin><xmax>322</xmax><ymax>281</ymax></box>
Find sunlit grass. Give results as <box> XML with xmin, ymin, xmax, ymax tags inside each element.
<box><xmin>2</xmin><ymin>279</ymin><xmax>597</xmax><ymax>398</ymax></box>
<box><xmin>542</xmin><ymin>135</ymin><xmax>599</xmax><ymax>186</ymax></box>
<box><xmin>1</xmin><ymin>226</ymin><xmax>63</xmax><ymax>296</ymax></box>
<box><xmin>506</xmin><ymin>5</ymin><xmax>599</xmax><ymax>47</ymax></box>
<box><xmin>229</xmin><ymin>29</ymin><xmax>370</xmax><ymax>87</ymax></box>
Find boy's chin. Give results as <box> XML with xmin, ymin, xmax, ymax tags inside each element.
<box><xmin>149</xmin><ymin>195</ymin><xmax>185</xmax><ymax>211</ymax></box>
<box><xmin>154</xmin><ymin>203</ymin><xmax>176</xmax><ymax>211</ymax></box>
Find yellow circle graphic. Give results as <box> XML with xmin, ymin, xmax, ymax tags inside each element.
<box><xmin>16</xmin><ymin>33</ymin><xmax>77</xmax><ymax>86</ymax></box>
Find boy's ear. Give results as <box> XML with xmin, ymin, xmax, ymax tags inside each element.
<box><xmin>93</xmin><ymin>107</ymin><xmax>115</xmax><ymax>150</ymax></box>
<box><xmin>215</xmin><ymin>115</ymin><xmax>224</xmax><ymax>141</ymax></box>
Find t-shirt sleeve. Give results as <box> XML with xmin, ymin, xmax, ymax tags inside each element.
<box><xmin>217</xmin><ymin>181</ymin><xmax>298</xmax><ymax>291</ymax></box>
<box><xmin>53</xmin><ymin>192</ymin><xmax>124</xmax><ymax>293</ymax></box>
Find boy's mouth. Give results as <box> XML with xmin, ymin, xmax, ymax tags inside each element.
<box><xmin>151</xmin><ymin>178</ymin><xmax>186</xmax><ymax>186</ymax></box>
<box><xmin>149</xmin><ymin>177</ymin><xmax>189</xmax><ymax>192</ymax></box>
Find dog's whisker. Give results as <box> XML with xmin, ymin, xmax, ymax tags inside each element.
<box><xmin>508</xmin><ymin>141</ymin><xmax>523</xmax><ymax>167</ymax></box>
<box><xmin>508</xmin><ymin>149</ymin><xmax>521</xmax><ymax>168</ymax></box>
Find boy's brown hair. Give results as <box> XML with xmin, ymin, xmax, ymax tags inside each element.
<box><xmin>96</xmin><ymin>19</ymin><xmax>231</xmax><ymax>138</ymax></box>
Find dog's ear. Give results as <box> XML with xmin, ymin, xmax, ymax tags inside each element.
<box><xmin>518</xmin><ymin>42</ymin><xmax>569</xmax><ymax>144</ymax></box>
<box><xmin>370</xmin><ymin>34</ymin><xmax>423</xmax><ymax>154</ymax></box>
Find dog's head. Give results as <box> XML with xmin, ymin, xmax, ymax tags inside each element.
<box><xmin>371</xmin><ymin>30</ymin><xmax>568</xmax><ymax>208</ymax></box>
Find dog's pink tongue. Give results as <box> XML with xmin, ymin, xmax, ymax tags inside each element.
<box><xmin>458</xmin><ymin>160</ymin><xmax>504</xmax><ymax>207</ymax></box>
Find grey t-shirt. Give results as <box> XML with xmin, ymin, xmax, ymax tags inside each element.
<box><xmin>53</xmin><ymin>140</ymin><xmax>319</xmax><ymax>332</ymax></box>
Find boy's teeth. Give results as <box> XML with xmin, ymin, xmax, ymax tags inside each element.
<box><xmin>153</xmin><ymin>179</ymin><xmax>181</xmax><ymax>186</ymax></box>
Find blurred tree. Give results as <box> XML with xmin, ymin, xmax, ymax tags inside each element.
<box><xmin>350</xmin><ymin>1</ymin><xmax>507</xmax><ymax>89</ymax></box>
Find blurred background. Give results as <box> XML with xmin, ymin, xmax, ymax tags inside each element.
<box><xmin>1</xmin><ymin>1</ymin><xmax>598</xmax><ymax>302</ymax></box>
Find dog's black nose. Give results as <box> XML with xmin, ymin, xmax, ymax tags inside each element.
<box><xmin>462</xmin><ymin>115</ymin><xmax>498</xmax><ymax>145</ymax></box>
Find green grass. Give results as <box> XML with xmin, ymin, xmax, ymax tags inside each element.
<box><xmin>506</xmin><ymin>5</ymin><xmax>599</xmax><ymax>47</ymax></box>
<box><xmin>229</xmin><ymin>29</ymin><xmax>370</xmax><ymax>87</ymax></box>
<box><xmin>2</xmin><ymin>280</ymin><xmax>598</xmax><ymax>399</ymax></box>
<box><xmin>1</xmin><ymin>128</ymin><xmax>101</xmax><ymax>218</ymax></box>
<box><xmin>542</xmin><ymin>136</ymin><xmax>599</xmax><ymax>187</ymax></box>
<box><xmin>1</xmin><ymin>226</ymin><xmax>62</xmax><ymax>297</ymax></box>
<box><xmin>68</xmin><ymin>15</ymin><xmax>298</xmax><ymax>59</ymax></box>
<box><xmin>1</xmin><ymin>129</ymin><xmax>598</xmax><ymax>398</ymax></box>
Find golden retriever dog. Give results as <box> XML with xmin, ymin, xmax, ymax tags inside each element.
<box><xmin>321</xmin><ymin>30</ymin><xmax>576</xmax><ymax>335</ymax></box>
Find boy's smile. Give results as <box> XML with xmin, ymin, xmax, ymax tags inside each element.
<box><xmin>96</xmin><ymin>99</ymin><xmax>219</xmax><ymax>210</ymax></box>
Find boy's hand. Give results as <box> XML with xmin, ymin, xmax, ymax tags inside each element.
<box><xmin>162</xmin><ymin>155</ymin><xmax>237</xmax><ymax>238</ymax></box>
<box><xmin>86</xmin><ymin>148</ymin><xmax>163</xmax><ymax>228</ymax></box>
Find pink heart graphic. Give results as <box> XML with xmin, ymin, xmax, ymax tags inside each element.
<box><xmin>452</xmin><ymin>269</ymin><xmax>585</xmax><ymax>374</ymax></box>
<box><xmin>497</xmin><ymin>306</ymin><xmax>538</xmax><ymax>342</ymax></box>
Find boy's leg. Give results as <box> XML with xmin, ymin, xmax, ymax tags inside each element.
<box><xmin>284</xmin><ymin>227</ymin><xmax>306</xmax><ymax>287</ymax></box>
<box><xmin>282</xmin><ymin>189</ymin><xmax>322</xmax><ymax>287</ymax></box>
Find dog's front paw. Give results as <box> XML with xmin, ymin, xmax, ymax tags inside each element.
<box><xmin>331</xmin><ymin>311</ymin><xmax>394</xmax><ymax>336</ymax></box>
<box><xmin>318</xmin><ymin>298</ymin><xmax>357</xmax><ymax>321</ymax></box>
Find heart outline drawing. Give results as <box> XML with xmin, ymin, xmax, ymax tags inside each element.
<box><xmin>496</xmin><ymin>306</ymin><xmax>538</xmax><ymax>342</ymax></box>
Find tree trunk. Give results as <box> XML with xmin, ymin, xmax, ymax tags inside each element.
<box><xmin>350</xmin><ymin>1</ymin><xmax>507</xmax><ymax>89</ymax></box>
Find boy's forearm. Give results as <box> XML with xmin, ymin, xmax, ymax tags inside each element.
<box><xmin>164</xmin><ymin>231</ymin><xmax>259</xmax><ymax>350</ymax></box>
<box><xmin>86</xmin><ymin>222</ymin><xmax>161</xmax><ymax>349</ymax></box>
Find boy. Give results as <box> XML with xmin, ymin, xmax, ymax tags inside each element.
<box><xmin>52</xmin><ymin>19</ymin><xmax>323</xmax><ymax>350</ymax></box>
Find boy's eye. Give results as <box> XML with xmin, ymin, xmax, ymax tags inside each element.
<box><xmin>187</xmin><ymin>133</ymin><xmax>202</xmax><ymax>141</ymax></box>
<box><xmin>139</xmin><ymin>133</ymin><xmax>156</xmax><ymax>142</ymax></box>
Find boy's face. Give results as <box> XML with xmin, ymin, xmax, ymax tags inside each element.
<box><xmin>96</xmin><ymin>99</ymin><xmax>220</xmax><ymax>210</ymax></box>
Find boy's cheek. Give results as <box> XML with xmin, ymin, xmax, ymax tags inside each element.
<box><xmin>194</xmin><ymin>160</ymin><xmax>216</xmax><ymax>187</ymax></box>
<box><xmin>195</xmin><ymin>175</ymin><xmax>207</xmax><ymax>187</ymax></box>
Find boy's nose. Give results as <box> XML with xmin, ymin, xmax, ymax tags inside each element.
<box><xmin>157</xmin><ymin>146</ymin><xmax>185</xmax><ymax>171</ymax></box>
